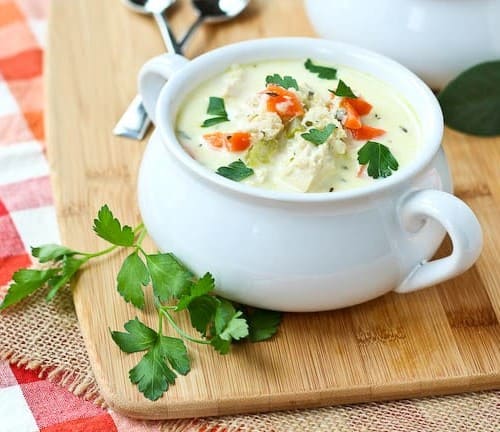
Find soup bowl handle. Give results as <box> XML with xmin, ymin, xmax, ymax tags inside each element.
<box><xmin>138</xmin><ymin>54</ymin><xmax>190</xmax><ymax>124</ymax></box>
<box><xmin>395</xmin><ymin>189</ymin><xmax>483</xmax><ymax>293</ymax></box>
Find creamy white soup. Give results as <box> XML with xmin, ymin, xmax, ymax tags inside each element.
<box><xmin>176</xmin><ymin>59</ymin><xmax>420</xmax><ymax>193</ymax></box>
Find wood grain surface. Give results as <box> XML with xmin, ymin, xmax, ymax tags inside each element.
<box><xmin>46</xmin><ymin>0</ymin><xmax>500</xmax><ymax>420</ymax></box>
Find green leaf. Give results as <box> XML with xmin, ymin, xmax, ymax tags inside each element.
<box><xmin>214</xmin><ymin>300</ymin><xmax>236</xmax><ymax>335</ymax></box>
<box><xmin>330</xmin><ymin>79</ymin><xmax>357</xmax><ymax>98</ymax></box>
<box><xmin>111</xmin><ymin>317</ymin><xmax>158</xmax><ymax>353</ymax></box>
<box><xmin>176</xmin><ymin>272</ymin><xmax>215</xmax><ymax>311</ymax></box>
<box><xmin>357</xmin><ymin>141</ymin><xmax>399</xmax><ymax>179</ymax></box>
<box><xmin>92</xmin><ymin>205</ymin><xmax>135</xmax><ymax>247</ymax></box>
<box><xmin>116</xmin><ymin>320</ymin><xmax>190</xmax><ymax>401</ymax></box>
<box><xmin>201</xmin><ymin>116</ymin><xmax>229</xmax><ymax>128</ymax></box>
<box><xmin>117</xmin><ymin>252</ymin><xmax>150</xmax><ymax>309</ymax></box>
<box><xmin>246</xmin><ymin>309</ymin><xmax>282</xmax><ymax>342</ymax></box>
<box><xmin>145</xmin><ymin>253</ymin><xmax>193</xmax><ymax>301</ymax></box>
<box><xmin>304</xmin><ymin>58</ymin><xmax>337</xmax><ymax>80</ymax></box>
<box><xmin>265</xmin><ymin>74</ymin><xmax>299</xmax><ymax>90</ymax></box>
<box><xmin>187</xmin><ymin>295</ymin><xmax>219</xmax><ymax>336</ymax></box>
<box><xmin>0</xmin><ymin>268</ymin><xmax>58</xmax><ymax>310</ymax></box>
<box><xmin>191</xmin><ymin>273</ymin><xmax>215</xmax><ymax>297</ymax></box>
<box><xmin>160</xmin><ymin>336</ymin><xmax>190</xmax><ymax>376</ymax></box>
<box><xmin>206</xmin><ymin>96</ymin><xmax>227</xmax><ymax>117</ymax></box>
<box><xmin>216</xmin><ymin>159</ymin><xmax>254</xmax><ymax>181</ymax></box>
<box><xmin>301</xmin><ymin>123</ymin><xmax>336</xmax><ymax>145</ymax></box>
<box><xmin>45</xmin><ymin>256</ymin><xmax>86</xmax><ymax>302</ymax></box>
<box><xmin>129</xmin><ymin>344</ymin><xmax>176</xmax><ymax>401</ymax></box>
<box><xmin>438</xmin><ymin>61</ymin><xmax>500</xmax><ymax>136</ymax></box>
<box><xmin>214</xmin><ymin>300</ymin><xmax>249</xmax><ymax>341</ymax></box>
<box><xmin>210</xmin><ymin>335</ymin><xmax>231</xmax><ymax>355</ymax></box>
<box><xmin>31</xmin><ymin>244</ymin><xmax>76</xmax><ymax>263</ymax></box>
<box><xmin>201</xmin><ymin>97</ymin><xmax>229</xmax><ymax>128</ymax></box>
<box><xmin>218</xmin><ymin>310</ymin><xmax>248</xmax><ymax>341</ymax></box>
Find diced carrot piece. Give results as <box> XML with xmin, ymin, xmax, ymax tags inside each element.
<box><xmin>348</xmin><ymin>97</ymin><xmax>372</xmax><ymax>116</ymax></box>
<box><xmin>265</xmin><ymin>84</ymin><xmax>304</xmax><ymax>121</ymax></box>
<box><xmin>203</xmin><ymin>132</ymin><xmax>229</xmax><ymax>149</ymax></box>
<box><xmin>340</xmin><ymin>99</ymin><xmax>362</xmax><ymax>129</ymax></box>
<box><xmin>203</xmin><ymin>131</ymin><xmax>252</xmax><ymax>152</ymax></box>
<box><xmin>350</xmin><ymin>125</ymin><xmax>386</xmax><ymax>140</ymax></box>
<box><xmin>227</xmin><ymin>132</ymin><xmax>252</xmax><ymax>152</ymax></box>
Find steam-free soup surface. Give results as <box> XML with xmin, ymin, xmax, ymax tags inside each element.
<box><xmin>176</xmin><ymin>60</ymin><xmax>420</xmax><ymax>193</ymax></box>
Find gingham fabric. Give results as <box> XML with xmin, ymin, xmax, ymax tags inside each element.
<box><xmin>0</xmin><ymin>1</ymin><xmax>164</xmax><ymax>430</ymax></box>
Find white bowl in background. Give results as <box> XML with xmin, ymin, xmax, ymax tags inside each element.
<box><xmin>305</xmin><ymin>0</ymin><xmax>500</xmax><ymax>89</ymax></box>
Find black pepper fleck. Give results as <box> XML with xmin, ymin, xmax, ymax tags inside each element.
<box><xmin>329</xmin><ymin>187</ymin><xmax>334</xmax><ymax>192</ymax></box>
<box><xmin>400</xmin><ymin>126</ymin><xmax>408</xmax><ymax>133</ymax></box>
<box><xmin>305</xmin><ymin>121</ymin><xmax>313</xmax><ymax>127</ymax></box>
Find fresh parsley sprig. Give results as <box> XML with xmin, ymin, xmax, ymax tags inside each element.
<box><xmin>216</xmin><ymin>159</ymin><xmax>254</xmax><ymax>181</ymax></box>
<box><xmin>265</xmin><ymin>74</ymin><xmax>299</xmax><ymax>90</ymax></box>
<box><xmin>330</xmin><ymin>80</ymin><xmax>357</xmax><ymax>98</ymax></box>
<box><xmin>357</xmin><ymin>141</ymin><xmax>399</xmax><ymax>179</ymax></box>
<box><xmin>201</xmin><ymin>96</ymin><xmax>229</xmax><ymax>127</ymax></box>
<box><xmin>301</xmin><ymin>123</ymin><xmax>336</xmax><ymax>145</ymax></box>
<box><xmin>304</xmin><ymin>59</ymin><xmax>337</xmax><ymax>80</ymax></box>
<box><xmin>0</xmin><ymin>205</ymin><xmax>282</xmax><ymax>401</ymax></box>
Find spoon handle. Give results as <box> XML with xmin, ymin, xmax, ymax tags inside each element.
<box><xmin>179</xmin><ymin>14</ymin><xmax>204</xmax><ymax>50</ymax></box>
<box><xmin>153</xmin><ymin>12</ymin><xmax>183</xmax><ymax>54</ymax></box>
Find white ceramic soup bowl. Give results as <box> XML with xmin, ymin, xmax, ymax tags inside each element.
<box><xmin>305</xmin><ymin>0</ymin><xmax>500</xmax><ymax>89</ymax></box>
<box><xmin>137</xmin><ymin>38</ymin><xmax>482</xmax><ymax>312</ymax></box>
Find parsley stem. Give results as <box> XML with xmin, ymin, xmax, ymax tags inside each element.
<box><xmin>134</xmin><ymin>224</ymin><xmax>147</xmax><ymax>248</ymax></box>
<box><xmin>157</xmin><ymin>309</ymin><xmax>163</xmax><ymax>335</ymax></box>
<box><xmin>159</xmin><ymin>309</ymin><xmax>210</xmax><ymax>345</ymax></box>
<box><xmin>83</xmin><ymin>244</ymin><xmax>119</xmax><ymax>259</ymax></box>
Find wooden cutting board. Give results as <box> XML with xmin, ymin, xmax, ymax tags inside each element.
<box><xmin>46</xmin><ymin>0</ymin><xmax>500</xmax><ymax>420</ymax></box>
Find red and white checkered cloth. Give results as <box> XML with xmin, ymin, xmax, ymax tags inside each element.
<box><xmin>0</xmin><ymin>1</ymin><xmax>169</xmax><ymax>430</ymax></box>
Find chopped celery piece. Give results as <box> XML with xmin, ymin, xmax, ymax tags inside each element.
<box><xmin>245</xmin><ymin>139</ymin><xmax>281</xmax><ymax>167</ymax></box>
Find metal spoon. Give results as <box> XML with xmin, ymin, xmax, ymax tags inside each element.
<box><xmin>114</xmin><ymin>0</ymin><xmax>250</xmax><ymax>140</ymax></box>
<box><xmin>178</xmin><ymin>0</ymin><xmax>250</xmax><ymax>49</ymax></box>
<box><xmin>113</xmin><ymin>0</ymin><xmax>180</xmax><ymax>140</ymax></box>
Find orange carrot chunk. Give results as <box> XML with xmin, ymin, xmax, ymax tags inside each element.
<box><xmin>203</xmin><ymin>132</ymin><xmax>229</xmax><ymax>149</ymax></box>
<box><xmin>340</xmin><ymin>99</ymin><xmax>362</xmax><ymax>130</ymax></box>
<box><xmin>348</xmin><ymin>97</ymin><xmax>372</xmax><ymax>116</ymax></box>
<box><xmin>227</xmin><ymin>132</ymin><xmax>252</xmax><ymax>152</ymax></box>
<box><xmin>265</xmin><ymin>84</ymin><xmax>304</xmax><ymax>121</ymax></box>
<box><xmin>350</xmin><ymin>125</ymin><xmax>386</xmax><ymax>140</ymax></box>
<box><xmin>203</xmin><ymin>131</ymin><xmax>252</xmax><ymax>152</ymax></box>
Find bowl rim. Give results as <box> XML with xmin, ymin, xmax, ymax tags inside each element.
<box><xmin>156</xmin><ymin>37</ymin><xmax>444</xmax><ymax>203</ymax></box>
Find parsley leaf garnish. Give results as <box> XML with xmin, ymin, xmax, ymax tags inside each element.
<box><xmin>145</xmin><ymin>253</ymin><xmax>193</xmax><ymax>302</ymax></box>
<box><xmin>330</xmin><ymin>79</ymin><xmax>357</xmax><ymax>98</ymax></box>
<box><xmin>93</xmin><ymin>205</ymin><xmax>135</xmax><ymax>246</ymax></box>
<box><xmin>265</xmin><ymin>74</ymin><xmax>299</xmax><ymax>90</ymax></box>
<box><xmin>0</xmin><ymin>268</ymin><xmax>58</xmax><ymax>310</ymax></box>
<box><xmin>45</xmin><ymin>256</ymin><xmax>86</xmax><ymax>301</ymax></box>
<box><xmin>357</xmin><ymin>141</ymin><xmax>399</xmax><ymax>179</ymax></box>
<box><xmin>111</xmin><ymin>317</ymin><xmax>158</xmax><ymax>353</ymax></box>
<box><xmin>2</xmin><ymin>204</ymin><xmax>283</xmax><ymax>402</ymax></box>
<box><xmin>31</xmin><ymin>244</ymin><xmax>75</xmax><ymax>263</ymax></box>
<box><xmin>246</xmin><ymin>309</ymin><xmax>283</xmax><ymax>342</ymax></box>
<box><xmin>304</xmin><ymin>58</ymin><xmax>337</xmax><ymax>79</ymax></box>
<box><xmin>201</xmin><ymin>96</ymin><xmax>229</xmax><ymax>127</ymax></box>
<box><xmin>206</xmin><ymin>96</ymin><xmax>227</xmax><ymax>117</ymax></box>
<box><xmin>216</xmin><ymin>159</ymin><xmax>254</xmax><ymax>181</ymax></box>
<box><xmin>112</xmin><ymin>318</ymin><xmax>190</xmax><ymax>401</ymax></box>
<box><xmin>301</xmin><ymin>123</ymin><xmax>336</xmax><ymax>145</ymax></box>
<box><xmin>117</xmin><ymin>252</ymin><xmax>150</xmax><ymax>309</ymax></box>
